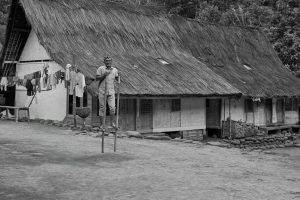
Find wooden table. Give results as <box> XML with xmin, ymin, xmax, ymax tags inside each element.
<box><xmin>0</xmin><ymin>106</ymin><xmax>30</xmax><ymax>122</ymax></box>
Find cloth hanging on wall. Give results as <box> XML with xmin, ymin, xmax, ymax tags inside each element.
<box><xmin>69</xmin><ymin>70</ymin><xmax>77</xmax><ymax>95</ymax></box>
<box><xmin>75</xmin><ymin>72</ymin><xmax>86</xmax><ymax>98</ymax></box>
<box><xmin>0</xmin><ymin>77</ymin><xmax>8</xmax><ymax>91</ymax></box>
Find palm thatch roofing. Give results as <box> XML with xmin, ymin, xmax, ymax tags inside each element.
<box><xmin>3</xmin><ymin>0</ymin><xmax>300</xmax><ymax>97</ymax></box>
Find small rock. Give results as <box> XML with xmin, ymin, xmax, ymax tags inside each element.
<box><xmin>183</xmin><ymin>140</ymin><xmax>194</xmax><ymax>143</ymax></box>
<box><xmin>207</xmin><ymin>141</ymin><xmax>230</xmax><ymax>148</ymax></box>
<box><xmin>144</xmin><ymin>135</ymin><xmax>171</xmax><ymax>140</ymax></box>
<box><xmin>284</xmin><ymin>143</ymin><xmax>294</xmax><ymax>148</ymax></box>
<box><xmin>231</xmin><ymin>140</ymin><xmax>240</xmax><ymax>145</ymax></box>
<box><xmin>126</xmin><ymin>131</ymin><xmax>143</xmax><ymax>138</ymax></box>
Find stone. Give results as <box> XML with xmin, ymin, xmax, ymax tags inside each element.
<box><xmin>183</xmin><ymin>140</ymin><xmax>194</xmax><ymax>143</ymax></box>
<box><xmin>284</xmin><ymin>143</ymin><xmax>294</xmax><ymax>148</ymax></box>
<box><xmin>231</xmin><ymin>140</ymin><xmax>240</xmax><ymax>145</ymax></box>
<box><xmin>143</xmin><ymin>135</ymin><xmax>171</xmax><ymax>140</ymax></box>
<box><xmin>294</xmin><ymin>144</ymin><xmax>300</xmax><ymax>147</ymax></box>
<box><xmin>126</xmin><ymin>131</ymin><xmax>143</xmax><ymax>138</ymax></box>
<box><xmin>207</xmin><ymin>141</ymin><xmax>230</xmax><ymax>148</ymax></box>
<box><xmin>173</xmin><ymin>138</ymin><xmax>185</xmax><ymax>142</ymax></box>
<box><xmin>44</xmin><ymin>119</ymin><xmax>53</xmax><ymax>125</ymax></box>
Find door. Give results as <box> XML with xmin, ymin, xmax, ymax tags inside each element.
<box><xmin>276</xmin><ymin>99</ymin><xmax>284</xmax><ymax>124</ymax></box>
<box><xmin>206</xmin><ymin>99</ymin><xmax>221</xmax><ymax>128</ymax></box>
<box><xmin>119</xmin><ymin>99</ymin><xmax>136</xmax><ymax>131</ymax></box>
<box><xmin>139</xmin><ymin>99</ymin><xmax>153</xmax><ymax>130</ymax></box>
<box><xmin>265</xmin><ymin>99</ymin><xmax>272</xmax><ymax>125</ymax></box>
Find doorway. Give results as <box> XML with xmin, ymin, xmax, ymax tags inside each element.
<box><xmin>276</xmin><ymin>99</ymin><xmax>284</xmax><ymax>124</ymax></box>
<box><xmin>139</xmin><ymin>99</ymin><xmax>153</xmax><ymax>130</ymax></box>
<box><xmin>265</xmin><ymin>98</ymin><xmax>272</xmax><ymax>125</ymax></box>
<box><xmin>206</xmin><ymin>99</ymin><xmax>222</xmax><ymax>129</ymax></box>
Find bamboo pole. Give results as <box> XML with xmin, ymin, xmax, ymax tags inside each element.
<box><xmin>229</xmin><ymin>97</ymin><xmax>232</xmax><ymax>139</ymax></box>
<box><xmin>102</xmin><ymin>80</ymin><xmax>107</xmax><ymax>153</ymax></box>
<box><xmin>114</xmin><ymin>76</ymin><xmax>120</xmax><ymax>152</ymax></box>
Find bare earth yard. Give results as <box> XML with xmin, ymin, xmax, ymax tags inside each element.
<box><xmin>0</xmin><ymin>121</ymin><xmax>300</xmax><ymax>200</ymax></box>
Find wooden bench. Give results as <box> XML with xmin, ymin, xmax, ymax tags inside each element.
<box><xmin>259</xmin><ymin>124</ymin><xmax>300</xmax><ymax>134</ymax></box>
<box><xmin>0</xmin><ymin>106</ymin><xmax>30</xmax><ymax>122</ymax></box>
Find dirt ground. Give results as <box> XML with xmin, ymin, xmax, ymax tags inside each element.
<box><xmin>0</xmin><ymin>121</ymin><xmax>300</xmax><ymax>200</ymax></box>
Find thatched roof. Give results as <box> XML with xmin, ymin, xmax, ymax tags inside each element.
<box><xmin>171</xmin><ymin>17</ymin><xmax>300</xmax><ymax>98</ymax></box>
<box><xmin>12</xmin><ymin>0</ymin><xmax>239</xmax><ymax>97</ymax></box>
<box><xmin>3</xmin><ymin>0</ymin><xmax>300</xmax><ymax>97</ymax></box>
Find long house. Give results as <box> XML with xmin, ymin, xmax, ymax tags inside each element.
<box><xmin>0</xmin><ymin>0</ymin><xmax>300</xmax><ymax>137</ymax></box>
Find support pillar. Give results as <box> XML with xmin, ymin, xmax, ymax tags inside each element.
<box><xmin>272</xmin><ymin>98</ymin><xmax>277</xmax><ymax>124</ymax></box>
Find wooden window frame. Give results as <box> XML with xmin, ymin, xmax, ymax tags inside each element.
<box><xmin>245</xmin><ymin>98</ymin><xmax>254</xmax><ymax>113</ymax></box>
<box><xmin>171</xmin><ymin>99</ymin><xmax>181</xmax><ymax>112</ymax></box>
<box><xmin>285</xmin><ymin>98</ymin><xmax>298</xmax><ymax>111</ymax></box>
<box><xmin>140</xmin><ymin>99</ymin><xmax>152</xmax><ymax>114</ymax></box>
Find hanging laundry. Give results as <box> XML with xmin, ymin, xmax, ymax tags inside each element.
<box><xmin>49</xmin><ymin>73</ymin><xmax>57</xmax><ymax>89</ymax></box>
<box><xmin>65</xmin><ymin>64</ymin><xmax>71</xmax><ymax>81</ymax></box>
<box><xmin>33</xmin><ymin>71</ymin><xmax>41</xmax><ymax>79</ymax></box>
<box><xmin>7</xmin><ymin>76</ymin><xmax>15</xmax><ymax>87</ymax></box>
<box><xmin>75</xmin><ymin>72</ymin><xmax>86</xmax><ymax>98</ymax></box>
<box><xmin>0</xmin><ymin>77</ymin><xmax>8</xmax><ymax>91</ymax></box>
<box><xmin>17</xmin><ymin>79</ymin><xmax>23</xmax><ymax>86</ymax></box>
<box><xmin>25</xmin><ymin>79</ymin><xmax>34</xmax><ymax>96</ymax></box>
<box><xmin>60</xmin><ymin>71</ymin><xmax>65</xmax><ymax>83</ymax></box>
<box><xmin>69</xmin><ymin>70</ymin><xmax>77</xmax><ymax>95</ymax></box>
<box><xmin>24</xmin><ymin>73</ymin><xmax>34</xmax><ymax>80</ymax></box>
<box><xmin>13</xmin><ymin>76</ymin><xmax>19</xmax><ymax>86</ymax></box>
<box><xmin>22</xmin><ymin>79</ymin><xmax>27</xmax><ymax>87</ymax></box>
<box><xmin>46</xmin><ymin>74</ymin><xmax>52</xmax><ymax>90</ymax></box>
<box><xmin>35</xmin><ymin>78</ymin><xmax>41</xmax><ymax>92</ymax></box>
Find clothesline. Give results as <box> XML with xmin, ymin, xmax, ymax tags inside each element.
<box><xmin>0</xmin><ymin>63</ymin><xmax>65</xmax><ymax>95</ymax></box>
<box><xmin>0</xmin><ymin>63</ymin><xmax>86</xmax><ymax>98</ymax></box>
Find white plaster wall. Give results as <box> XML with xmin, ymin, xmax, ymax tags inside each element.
<box><xmin>19</xmin><ymin>30</ymin><xmax>51</xmax><ymax>61</ymax></box>
<box><xmin>15</xmin><ymin>62</ymin><xmax>67</xmax><ymax>120</ymax></box>
<box><xmin>15</xmin><ymin>30</ymin><xmax>66</xmax><ymax>121</ymax></box>
<box><xmin>255</xmin><ymin>101</ymin><xmax>266</xmax><ymax>126</ymax></box>
<box><xmin>222</xmin><ymin>98</ymin><xmax>245</xmax><ymax>122</ymax></box>
<box><xmin>285</xmin><ymin>111</ymin><xmax>299</xmax><ymax>124</ymax></box>
<box><xmin>181</xmin><ymin>97</ymin><xmax>206</xmax><ymax>129</ymax></box>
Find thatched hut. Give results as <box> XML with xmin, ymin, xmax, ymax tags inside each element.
<box><xmin>1</xmin><ymin>0</ymin><xmax>299</xmax><ymax>135</ymax></box>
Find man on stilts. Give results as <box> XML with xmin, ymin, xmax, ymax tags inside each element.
<box><xmin>96</xmin><ymin>56</ymin><xmax>119</xmax><ymax>129</ymax></box>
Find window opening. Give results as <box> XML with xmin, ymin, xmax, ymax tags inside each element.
<box><xmin>171</xmin><ymin>99</ymin><xmax>181</xmax><ymax>112</ymax></box>
<box><xmin>245</xmin><ymin>98</ymin><xmax>254</xmax><ymax>112</ymax></box>
<box><xmin>140</xmin><ymin>99</ymin><xmax>152</xmax><ymax>114</ymax></box>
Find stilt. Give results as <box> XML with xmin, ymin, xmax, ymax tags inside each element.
<box><xmin>114</xmin><ymin>76</ymin><xmax>120</xmax><ymax>152</ymax></box>
<box><xmin>102</xmin><ymin>80</ymin><xmax>107</xmax><ymax>153</ymax></box>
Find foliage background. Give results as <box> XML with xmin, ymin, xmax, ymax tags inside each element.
<box><xmin>0</xmin><ymin>0</ymin><xmax>299</xmax><ymax>75</ymax></box>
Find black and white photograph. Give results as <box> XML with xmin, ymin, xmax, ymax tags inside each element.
<box><xmin>0</xmin><ymin>0</ymin><xmax>299</xmax><ymax>199</ymax></box>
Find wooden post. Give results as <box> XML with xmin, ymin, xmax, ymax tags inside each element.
<box><xmin>252</xmin><ymin>100</ymin><xmax>255</xmax><ymax>125</ymax></box>
<box><xmin>80</xmin><ymin>97</ymin><xmax>83</xmax><ymax>108</ymax></box>
<box><xmin>283</xmin><ymin>98</ymin><xmax>286</xmax><ymax>124</ymax></box>
<box><xmin>102</xmin><ymin>80</ymin><xmax>107</xmax><ymax>153</ymax></box>
<box><xmin>114</xmin><ymin>76</ymin><xmax>120</xmax><ymax>152</ymax></box>
<box><xmin>229</xmin><ymin>97</ymin><xmax>232</xmax><ymax>139</ymax></box>
<box><xmin>73</xmin><ymin>55</ymin><xmax>77</xmax><ymax>127</ymax></box>
<box><xmin>135</xmin><ymin>98</ymin><xmax>140</xmax><ymax>130</ymax></box>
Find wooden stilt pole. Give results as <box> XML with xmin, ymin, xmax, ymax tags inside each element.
<box><xmin>229</xmin><ymin>97</ymin><xmax>232</xmax><ymax>139</ymax></box>
<box><xmin>102</xmin><ymin>80</ymin><xmax>107</xmax><ymax>153</ymax></box>
<box><xmin>114</xmin><ymin>76</ymin><xmax>120</xmax><ymax>152</ymax></box>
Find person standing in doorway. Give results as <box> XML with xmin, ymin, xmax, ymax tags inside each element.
<box><xmin>96</xmin><ymin>56</ymin><xmax>118</xmax><ymax>128</ymax></box>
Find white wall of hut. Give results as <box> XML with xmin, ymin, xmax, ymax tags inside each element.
<box><xmin>221</xmin><ymin>97</ymin><xmax>299</xmax><ymax>127</ymax></box>
<box><xmin>15</xmin><ymin>31</ymin><xmax>67</xmax><ymax>121</ymax></box>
